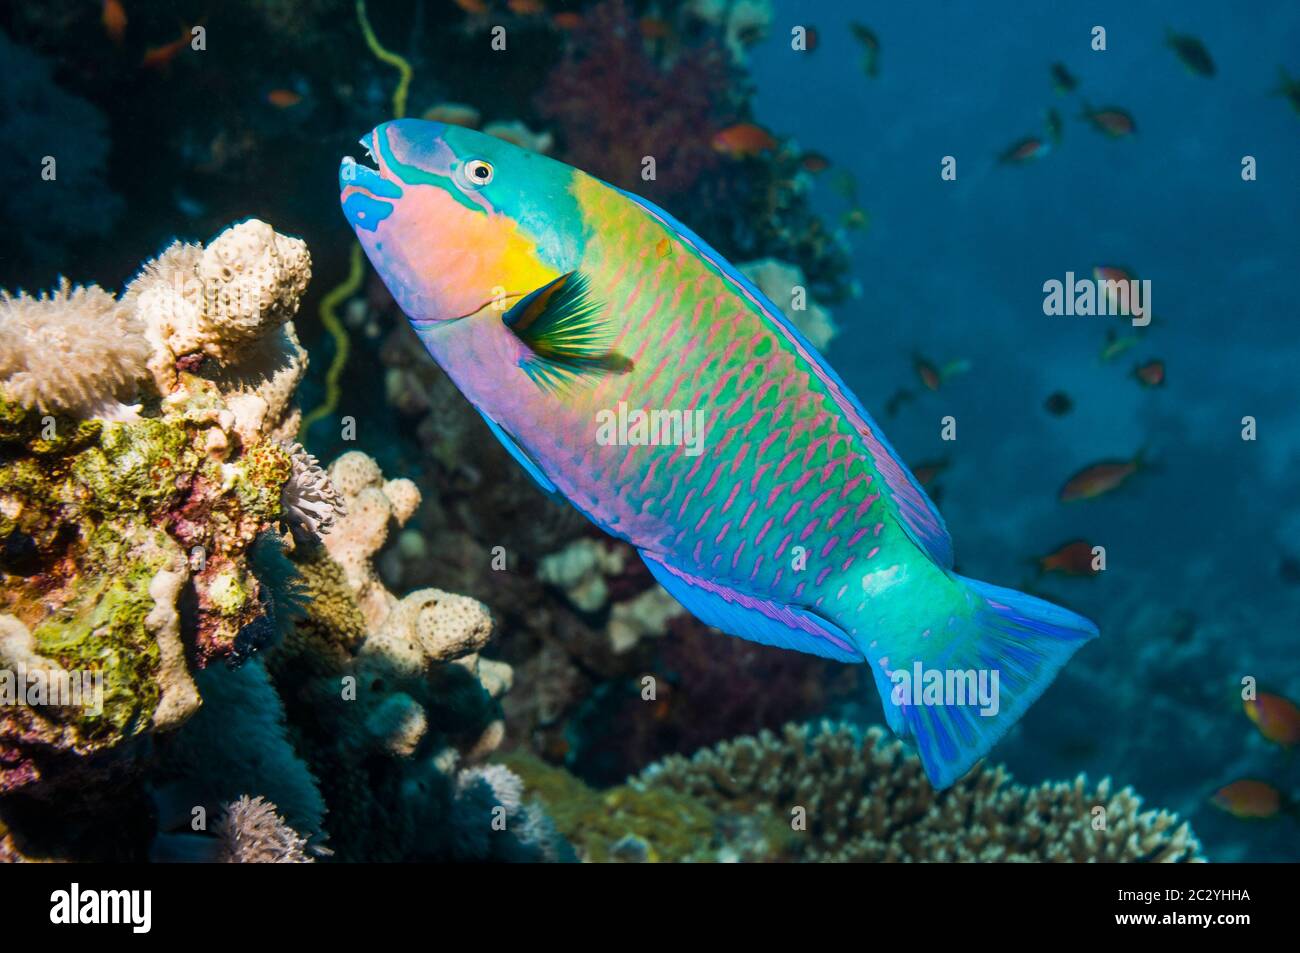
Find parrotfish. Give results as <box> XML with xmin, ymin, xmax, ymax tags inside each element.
<box><xmin>339</xmin><ymin>120</ymin><xmax>1098</xmax><ymax>789</ymax></box>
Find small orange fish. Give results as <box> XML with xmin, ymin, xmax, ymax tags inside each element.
<box><xmin>453</xmin><ymin>0</ymin><xmax>490</xmax><ymax>14</ymax></box>
<box><xmin>1134</xmin><ymin>359</ymin><xmax>1165</xmax><ymax>388</ymax></box>
<box><xmin>266</xmin><ymin>88</ymin><xmax>303</xmax><ymax>109</ymax></box>
<box><xmin>913</xmin><ymin>354</ymin><xmax>969</xmax><ymax>392</ymax></box>
<box><xmin>102</xmin><ymin>0</ymin><xmax>127</xmax><ymax>45</ymax></box>
<box><xmin>999</xmin><ymin>137</ymin><xmax>1050</xmax><ymax>164</ymax></box>
<box><xmin>711</xmin><ymin>123</ymin><xmax>778</xmax><ymax>158</ymax></box>
<box><xmin>1211</xmin><ymin>779</ymin><xmax>1283</xmax><ymax>819</ymax></box>
<box><xmin>141</xmin><ymin>25</ymin><xmax>193</xmax><ymax>71</ymax></box>
<box><xmin>1244</xmin><ymin>692</ymin><xmax>1300</xmax><ymax>747</ymax></box>
<box><xmin>1059</xmin><ymin>453</ymin><xmax>1143</xmax><ymax>502</ymax></box>
<box><xmin>799</xmin><ymin>151</ymin><xmax>830</xmax><ymax>173</ymax></box>
<box><xmin>552</xmin><ymin>11</ymin><xmax>583</xmax><ymax>30</ymax></box>
<box><xmin>1038</xmin><ymin>540</ymin><xmax>1101</xmax><ymax>577</ymax></box>
<box><xmin>1082</xmin><ymin>105</ymin><xmax>1136</xmax><ymax>138</ymax></box>
<box><xmin>507</xmin><ymin>0</ymin><xmax>545</xmax><ymax>15</ymax></box>
<box><xmin>915</xmin><ymin>355</ymin><xmax>941</xmax><ymax>392</ymax></box>
<box><xmin>1093</xmin><ymin>265</ymin><xmax>1136</xmax><ymax>284</ymax></box>
<box><xmin>1093</xmin><ymin>265</ymin><xmax>1150</xmax><ymax>319</ymax></box>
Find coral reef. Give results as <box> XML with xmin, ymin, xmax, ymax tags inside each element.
<box><xmin>537</xmin><ymin>0</ymin><xmax>737</xmax><ymax>196</ymax></box>
<box><xmin>504</xmin><ymin>722</ymin><xmax>1204</xmax><ymax>862</ymax></box>
<box><xmin>0</xmin><ymin>219</ymin><xmax>314</xmax><ymax>806</ymax></box>
<box><xmin>638</xmin><ymin>722</ymin><xmax>1206</xmax><ymax>862</ymax></box>
<box><xmin>1</xmin><ymin>223</ymin><xmax>560</xmax><ymax>863</ymax></box>
<box><xmin>686</xmin><ymin>0</ymin><xmax>773</xmax><ymax>64</ymax></box>
<box><xmin>739</xmin><ymin>258</ymin><xmax>839</xmax><ymax>348</ymax></box>
<box><xmin>0</xmin><ymin>282</ymin><xmax>149</xmax><ymax>416</ymax></box>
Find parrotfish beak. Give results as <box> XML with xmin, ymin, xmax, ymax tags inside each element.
<box><xmin>339</xmin><ymin>120</ymin><xmax>453</xmax><ymax>194</ymax></box>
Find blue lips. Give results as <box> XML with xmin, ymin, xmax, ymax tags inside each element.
<box><xmin>339</xmin><ymin>144</ymin><xmax>403</xmax><ymax>233</ymax></box>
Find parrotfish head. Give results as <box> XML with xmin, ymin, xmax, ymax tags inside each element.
<box><xmin>339</xmin><ymin>119</ymin><xmax>583</xmax><ymax>330</ymax></box>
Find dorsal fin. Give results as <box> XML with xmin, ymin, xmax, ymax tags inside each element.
<box><xmin>504</xmin><ymin>270</ymin><xmax>632</xmax><ymax>395</ymax></box>
<box><xmin>615</xmin><ymin>186</ymin><xmax>953</xmax><ymax>568</ymax></box>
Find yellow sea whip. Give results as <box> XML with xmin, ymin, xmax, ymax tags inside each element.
<box><xmin>299</xmin><ymin>0</ymin><xmax>411</xmax><ymax>438</ymax></box>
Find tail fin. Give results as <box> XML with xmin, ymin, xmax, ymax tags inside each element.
<box><xmin>874</xmin><ymin>575</ymin><xmax>1098</xmax><ymax>789</ymax></box>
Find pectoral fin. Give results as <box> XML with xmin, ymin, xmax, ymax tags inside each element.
<box><xmin>504</xmin><ymin>271</ymin><xmax>632</xmax><ymax>395</ymax></box>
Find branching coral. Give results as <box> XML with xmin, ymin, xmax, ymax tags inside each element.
<box><xmin>637</xmin><ymin>722</ymin><xmax>1206</xmax><ymax>862</ymax></box>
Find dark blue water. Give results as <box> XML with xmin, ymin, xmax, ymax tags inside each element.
<box><xmin>751</xmin><ymin>1</ymin><xmax>1300</xmax><ymax>860</ymax></box>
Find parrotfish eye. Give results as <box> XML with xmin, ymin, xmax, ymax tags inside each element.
<box><xmin>459</xmin><ymin>159</ymin><xmax>494</xmax><ymax>189</ymax></box>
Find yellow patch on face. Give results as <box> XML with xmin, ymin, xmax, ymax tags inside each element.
<box><xmin>389</xmin><ymin>183</ymin><xmax>560</xmax><ymax>316</ymax></box>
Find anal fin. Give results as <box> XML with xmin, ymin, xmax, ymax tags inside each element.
<box><xmin>640</xmin><ymin>552</ymin><xmax>864</xmax><ymax>663</ymax></box>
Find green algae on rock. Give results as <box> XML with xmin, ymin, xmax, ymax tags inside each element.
<box><xmin>0</xmin><ymin>220</ymin><xmax>323</xmax><ymax>796</ymax></box>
